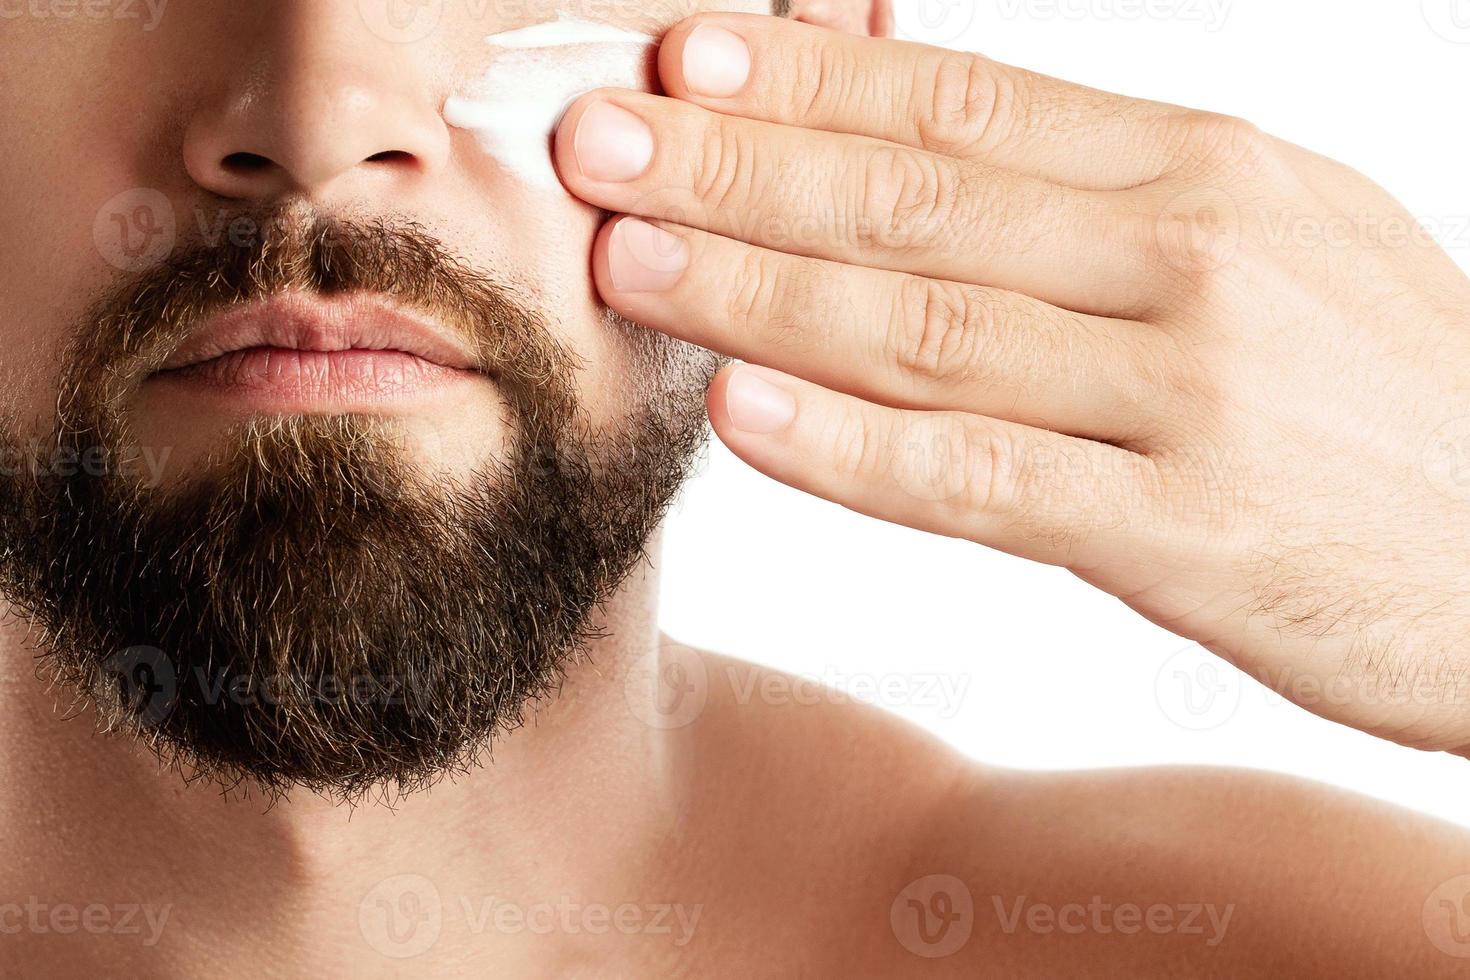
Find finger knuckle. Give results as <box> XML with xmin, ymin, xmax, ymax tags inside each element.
<box><xmin>918</xmin><ymin>53</ymin><xmax>1019</xmax><ymax>157</ymax></box>
<box><xmin>1133</xmin><ymin>174</ymin><xmax>1250</xmax><ymax>292</ymax></box>
<box><xmin>694</xmin><ymin>116</ymin><xmax>755</xmax><ymax>214</ymax></box>
<box><xmin>1173</xmin><ymin>113</ymin><xmax>1274</xmax><ymax>178</ymax></box>
<box><xmin>906</xmin><ymin>416</ymin><xmax>1025</xmax><ymax>519</ymax></box>
<box><xmin>858</xmin><ymin>148</ymin><xmax>956</xmax><ymax>251</ymax></box>
<box><xmin>727</xmin><ymin>248</ymin><xmax>781</xmax><ymax>335</ymax></box>
<box><xmin>829</xmin><ymin>407</ymin><xmax>886</xmax><ymax>483</ymax></box>
<box><xmin>793</xmin><ymin>36</ymin><xmax>862</xmax><ymax>122</ymax></box>
<box><xmin>955</xmin><ymin>423</ymin><xmax>1022</xmax><ymax>517</ymax></box>
<box><xmin>892</xmin><ymin>279</ymin><xmax>989</xmax><ymax>386</ymax></box>
<box><xmin>730</xmin><ymin>251</ymin><xmax>826</xmax><ymax>353</ymax></box>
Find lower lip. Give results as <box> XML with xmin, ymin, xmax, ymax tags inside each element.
<box><xmin>152</xmin><ymin>347</ymin><xmax>483</xmax><ymax>409</ymax></box>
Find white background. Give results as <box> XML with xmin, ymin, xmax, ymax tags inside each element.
<box><xmin>659</xmin><ymin>0</ymin><xmax>1470</xmax><ymax>828</ymax></box>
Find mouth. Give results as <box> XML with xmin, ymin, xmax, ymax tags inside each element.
<box><xmin>151</xmin><ymin>291</ymin><xmax>487</xmax><ymax>409</ymax></box>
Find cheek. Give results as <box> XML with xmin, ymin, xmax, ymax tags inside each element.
<box><xmin>442</xmin><ymin>26</ymin><xmax>656</xmax><ymax>189</ymax></box>
<box><xmin>423</xmin><ymin>168</ymin><xmax>630</xmax><ymax>406</ymax></box>
<box><xmin>0</xmin><ymin>29</ymin><xmax>184</xmax><ymax>431</ymax></box>
<box><xmin>438</xmin><ymin>27</ymin><xmax>662</xmax><ymax>420</ymax></box>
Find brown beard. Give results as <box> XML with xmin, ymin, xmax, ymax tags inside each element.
<box><xmin>0</xmin><ymin>209</ymin><xmax>715</xmax><ymax>802</ymax></box>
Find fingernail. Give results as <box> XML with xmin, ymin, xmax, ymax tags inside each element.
<box><xmin>682</xmin><ymin>25</ymin><xmax>751</xmax><ymax>99</ymax></box>
<box><xmin>725</xmin><ymin>367</ymin><xmax>796</xmax><ymax>434</ymax></box>
<box><xmin>574</xmin><ymin>102</ymin><xmax>654</xmax><ymax>182</ymax></box>
<box><xmin>608</xmin><ymin>219</ymin><xmax>689</xmax><ymax>292</ymax></box>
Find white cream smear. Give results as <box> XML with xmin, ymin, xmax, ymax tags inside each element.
<box><xmin>443</xmin><ymin>18</ymin><xmax>656</xmax><ymax>188</ymax></box>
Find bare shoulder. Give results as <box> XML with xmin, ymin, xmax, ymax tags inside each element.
<box><xmin>682</xmin><ymin>645</ymin><xmax>979</xmax><ymax>826</ymax></box>
<box><xmin>676</xmin><ymin>647</ymin><xmax>1470</xmax><ymax>978</ymax></box>
<box><xmin>913</xmin><ymin>765</ymin><xmax>1470</xmax><ymax>976</ymax></box>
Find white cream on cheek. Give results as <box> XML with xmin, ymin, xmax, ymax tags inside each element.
<box><xmin>443</xmin><ymin>18</ymin><xmax>656</xmax><ymax>188</ymax></box>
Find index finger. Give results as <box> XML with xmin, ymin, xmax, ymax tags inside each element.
<box><xmin>658</xmin><ymin>12</ymin><xmax>1196</xmax><ymax>190</ymax></box>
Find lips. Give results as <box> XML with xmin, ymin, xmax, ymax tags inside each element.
<box><xmin>152</xmin><ymin>291</ymin><xmax>485</xmax><ymax>405</ymax></box>
<box><xmin>160</xmin><ymin>291</ymin><xmax>480</xmax><ymax>373</ymax></box>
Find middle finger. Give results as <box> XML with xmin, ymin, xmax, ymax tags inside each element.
<box><xmin>555</xmin><ymin>90</ymin><xmax>1155</xmax><ymax>317</ymax></box>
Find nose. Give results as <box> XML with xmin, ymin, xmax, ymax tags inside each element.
<box><xmin>182</xmin><ymin>7</ymin><xmax>449</xmax><ymax>202</ymax></box>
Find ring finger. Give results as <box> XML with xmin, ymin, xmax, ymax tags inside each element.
<box><xmin>595</xmin><ymin>216</ymin><xmax>1172</xmax><ymax>444</ymax></box>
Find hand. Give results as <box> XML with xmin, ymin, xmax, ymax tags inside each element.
<box><xmin>554</xmin><ymin>14</ymin><xmax>1470</xmax><ymax>754</ymax></box>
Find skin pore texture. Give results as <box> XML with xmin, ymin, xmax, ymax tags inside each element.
<box><xmin>3</xmin><ymin>1</ymin><xmax>1470</xmax><ymax>978</ymax></box>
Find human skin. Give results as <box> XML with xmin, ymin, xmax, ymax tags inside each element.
<box><xmin>561</xmin><ymin>12</ymin><xmax>1470</xmax><ymax>757</ymax></box>
<box><xmin>3</xmin><ymin>1</ymin><xmax>1470</xmax><ymax>978</ymax></box>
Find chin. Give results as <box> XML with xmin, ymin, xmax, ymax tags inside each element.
<box><xmin>0</xmin><ymin>411</ymin><xmax>661</xmax><ymax>801</ymax></box>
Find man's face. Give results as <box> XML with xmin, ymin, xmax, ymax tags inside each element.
<box><xmin>0</xmin><ymin>0</ymin><xmax>764</xmax><ymax>799</ymax></box>
<box><xmin>0</xmin><ymin>0</ymin><xmax>768</xmax><ymax>475</ymax></box>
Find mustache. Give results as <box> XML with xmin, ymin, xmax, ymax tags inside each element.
<box><xmin>64</xmin><ymin>207</ymin><xmax>579</xmax><ymax>420</ymax></box>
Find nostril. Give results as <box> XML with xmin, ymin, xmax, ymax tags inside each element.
<box><xmin>365</xmin><ymin>150</ymin><xmax>414</xmax><ymax>165</ymax></box>
<box><xmin>221</xmin><ymin>152</ymin><xmax>275</xmax><ymax>174</ymax></box>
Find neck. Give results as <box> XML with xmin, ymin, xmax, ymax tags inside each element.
<box><xmin>0</xmin><ymin>547</ymin><xmax>694</xmax><ymax>975</ymax></box>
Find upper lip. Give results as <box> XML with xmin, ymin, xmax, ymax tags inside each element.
<box><xmin>156</xmin><ymin>292</ymin><xmax>481</xmax><ymax>373</ymax></box>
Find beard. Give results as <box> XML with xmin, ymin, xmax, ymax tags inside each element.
<box><xmin>0</xmin><ymin>208</ymin><xmax>715</xmax><ymax>802</ymax></box>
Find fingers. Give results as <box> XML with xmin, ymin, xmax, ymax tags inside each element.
<box><xmin>596</xmin><ymin>217</ymin><xmax>1171</xmax><ymax>444</ymax></box>
<box><xmin>707</xmin><ymin>362</ymin><xmax>1156</xmax><ymax>569</ymax></box>
<box><xmin>555</xmin><ymin>90</ymin><xmax>1152</xmax><ymax>316</ymax></box>
<box><xmin>658</xmin><ymin>13</ymin><xmax>1197</xmax><ymax>190</ymax></box>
